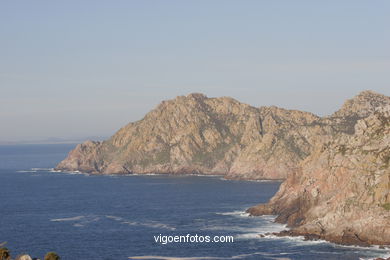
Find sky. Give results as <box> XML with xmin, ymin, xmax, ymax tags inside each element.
<box><xmin>1</xmin><ymin>0</ymin><xmax>389</xmax><ymax>142</ymax></box>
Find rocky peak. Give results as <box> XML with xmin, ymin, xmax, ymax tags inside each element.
<box><xmin>156</xmin><ymin>93</ymin><xmax>207</xmax><ymax>110</ymax></box>
<box><xmin>331</xmin><ymin>90</ymin><xmax>390</xmax><ymax>118</ymax></box>
<box><xmin>186</xmin><ymin>92</ymin><xmax>207</xmax><ymax>100</ymax></box>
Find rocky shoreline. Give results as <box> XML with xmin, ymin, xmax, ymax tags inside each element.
<box><xmin>258</xmin><ymin>230</ymin><xmax>389</xmax><ymax>248</ymax></box>
<box><xmin>247</xmin><ymin>104</ymin><xmax>390</xmax><ymax>247</ymax></box>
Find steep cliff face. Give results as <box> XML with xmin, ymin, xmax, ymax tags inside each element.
<box><xmin>56</xmin><ymin>91</ymin><xmax>389</xmax><ymax>181</ymax></box>
<box><xmin>225</xmin><ymin>106</ymin><xmax>331</xmax><ymax>179</ymax></box>
<box><xmin>248</xmin><ymin>105</ymin><xmax>390</xmax><ymax>245</ymax></box>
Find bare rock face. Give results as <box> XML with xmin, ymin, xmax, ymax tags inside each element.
<box><xmin>56</xmin><ymin>93</ymin><xmax>321</xmax><ymax>179</ymax></box>
<box><xmin>225</xmin><ymin>106</ymin><xmax>330</xmax><ymax>179</ymax></box>
<box><xmin>332</xmin><ymin>90</ymin><xmax>390</xmax><ymax>118</ymax></box>
<box><xmin>56</xmin><ymin>91</ymin><xmax>389</xmax><ymax>181</ymax></box>
<box><xmin>248</xmin><ymin>105</ymin><xmax>390</xmax><ymax>245</ymax></box>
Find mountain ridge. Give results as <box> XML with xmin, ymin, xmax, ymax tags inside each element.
<box><xmin>56</xmin><ymin>90</ymin><xmax>390</xmax><ymax>181</ymax></box>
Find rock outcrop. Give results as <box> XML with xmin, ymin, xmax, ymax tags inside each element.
<box><xmin>248</xmin><ymin>105</ymin><xmax>390</xmax><ymax>245</ymax></box>
<box><xmin>56</xmin><ymin>91</ymin><xmax>390</xmax><ymax>181</ymax></box>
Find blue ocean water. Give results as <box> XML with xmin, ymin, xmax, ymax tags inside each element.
<box><xmin>0</xmin><ymin>144</ymin><xmax>388</xmax><ymax>260</ymax></box>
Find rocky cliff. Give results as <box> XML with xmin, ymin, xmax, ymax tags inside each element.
<box><xmin>56</xmin><ymin>91</ymin><xmax>389</xmax><ymax>181</ymax></box>
<box><xmin>248</xmin><ymin>104</ymin><xmax>390</xmax><ymax>245</ymax></box>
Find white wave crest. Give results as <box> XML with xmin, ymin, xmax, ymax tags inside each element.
<box><xmin>216</xmin><ymin>210</ymin><xmax>249</xmax><ymax>217</ymax></box>
<box><xmin>106</xmin><ymin>215</ymin><xmax>124</xmax><ymax>221</ymax></box>
<box><xmin>62</xmin><ymin>170</ymin><xmax>90</xmax><ymax>176</ymax></box>
<box><xmin>106</xmin><ymin>215</ymin><xmax>176</xmax><ymax>231</ymax></box>
<box><xmin>50</xmin><ymin>216</ymin><xmax>85</xmax><ymax>222</ymax></box>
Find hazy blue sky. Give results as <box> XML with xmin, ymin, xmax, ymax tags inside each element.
<box><xmin>1</xmin><ymin>1</ymin><xmax>389</xmax><ymax>142</ymax></box>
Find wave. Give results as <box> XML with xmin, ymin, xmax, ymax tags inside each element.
<box><xmin>65</xmin><ymin>171</ymin><xmax>82</xmax><ymax>175</ymax></box>
<box><xmin>128</xmin><ymin>256</ymin><xmax>225</xmax><ymax>260</ymax></box>
<box><xmin>215</xmin><ymin>210</ymin><xmax>249</xmax><ymax>217</ymax></box>
<box><xmin>209</xmin><ymin>213</ymin><xmax>287</xmax><ymax>240</ymax></box>
<box><xmin>31</xmin><ymin>168</ymin><xmax>53</xmax><ymax>171</ymax></box>
<box><xmin>50</xmin><ymin>215</ymin><xmax>100</xmax><ymax>228</ymax></box>
<box><xmin>193</xmin><ymin>174</ymin><xmax>221</xmax><ymax>177</ymax></box>
<box><xmin>123</xmin><ymin>221</ymin><xmax>176</xmax><ymax>231</ymax></box>
<box><xmin>60</xmin><ymin>170</ymin><xmax>90</xmax><ymax>176</ymax></box>
<box><xmin>258</xmin><ymin>231</ymin><xmax>390</xmax><ymax>259</ymax></box>
<box><xmin>127</xmin><ymin>173</ymin><xmax>165</xmax><ymax>176</ymax></box>
<box><xmin>203</xmin><ymin>224</ymin><xmax>285</xmax><ymax>236</ymax></box>
<box><xmin>26</xmin><ymin>167</ymin><xmax>91</xmax><ymax>176</ymax></box>
<box><xmin>213</xmin><ymin>212</ymin><xmax>286</xmax><ymax>234</ymax></box>
<box><xmin>50</xmin><ymin>216</ymin><xmax>85</xmax><ymax>222</ymax></box>
<box><xmin>260</xmin><ymin>233</ymin><xmax>318</xmax><ymax>244</ymax></box>
<box><xmin>106</xmin><ymin>215</ymin><xmax>124</xmax><ymax>221</ymax></box>
<box><xmin>364</xmin><ymin>251</ymin><xmax>390</xmax><ymax>260</ymax></box>
<box><xmin>106</xmin><ymin>215</ymin><xmax>176</xmax><ymax>231</ymax></box>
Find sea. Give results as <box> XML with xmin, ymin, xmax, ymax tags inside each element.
<box><xmin>0</xmin><ymin>144</ymin><xmax>389</xmax><ymax>260</ymax></box>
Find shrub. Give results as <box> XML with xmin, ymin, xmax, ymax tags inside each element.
<box><xmin>44</xmin><ymin>252</ymin><xmax>60</xmax><ymax>260</ymax></box>
<box><xmin>0</xmin><ymin>247</ymin><xmax>10</xmax><ymax>260</ymax></box>
<box><xmin>381</xmin><ymin>203</ymin><xmax>390</xmax><ymax>211</ymax></box>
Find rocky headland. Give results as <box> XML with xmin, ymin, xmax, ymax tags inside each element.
<box><xmin>56</xmin><ymin>93</ymin><xmax>320</xmax><ymax>179</ymax></box>
<box><xmin>56</xmin><ymin>90</ymin><xmax>389</xmax><ymax>180</ymax></box>
<box><xmin>56</xmin><ymin>90</ymin><xmax>390</xmax><ymax>246</ymax></box>
<box><xmin>248</xmin><ymin>104</ymin><xmax>390</xmax><ymax>246</ymax></box>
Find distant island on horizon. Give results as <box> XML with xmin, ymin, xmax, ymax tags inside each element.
<box><xmin>0</xmin><ymin>136</ymin><xmax>108</xmax><ymax>146</ymax></box>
